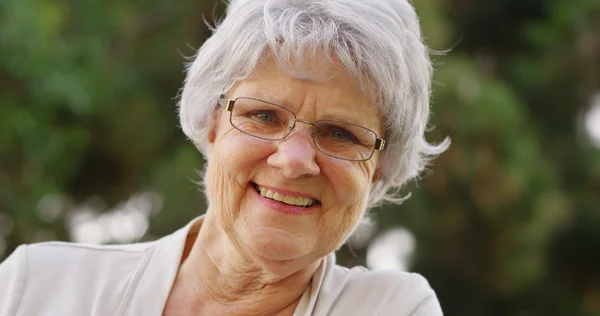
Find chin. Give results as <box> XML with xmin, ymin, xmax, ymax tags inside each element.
<box><xmin>243</xmin><ymin>224</ymin><xmax>310</xmax><ymax>262</ymax></box>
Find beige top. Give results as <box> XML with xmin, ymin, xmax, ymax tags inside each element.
<box><xmin>0</xmin><ymin>216</ymin><xmax>443</xmax><ymax>316</ymax></box>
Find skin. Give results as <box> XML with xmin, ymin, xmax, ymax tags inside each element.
<box><xmin>163</xmin><ymin>57</ymin><xmax>384</xmax><ymax>316</ymax></box>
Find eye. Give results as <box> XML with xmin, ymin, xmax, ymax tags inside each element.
<box><xmin>326</xmin><ymin>126</ymin><xmax>359</xmax><ymax>143</ymax></box>
<box><xmin>251</xmin><ymin>110</ymin><xmax>277</xmax><ymax>123</ymax></box>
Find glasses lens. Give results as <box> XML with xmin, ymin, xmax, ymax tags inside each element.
<box><xmin>313</xmin><ymin>121</ymin><xmax>377</xmax><ymax>161</ymax></box>
<box><xmin>230</xmin><ymin>98</ymin><xmax>294</xmax><ymax>140</ymax></box>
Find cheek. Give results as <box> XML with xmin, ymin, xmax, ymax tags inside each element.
<box><xmin>205</xmin><ymin>158</ymin><xmax>241</xmax><ymax>228</ymax></box>
<box><xmin>212</xmin><ymin>127</ymin><xmax>270</xmax><ymax>180</ymax></box>
<box><xmin>317</xmin><ymin>160</ymin><xmax>373</xmax><ymax>250</ymax></box>
<box><xmin>206</xmin><ymin>132</ymin><xmax>273</xmax><ymax>226</ymax></box>
<box><xmin>322</xmin><ymin>159</ymin><xmax>373</xmax><ymax>206</ymax></box>
<box><xmin>315</xmin><ymin>200</ymin><xmax>367</xmax><ymax>255</ymax></box>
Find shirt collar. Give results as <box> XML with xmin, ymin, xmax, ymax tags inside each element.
<box><xmin>123</xmin><ymin>215</ymin><xmax>331</xmax><ymax>315</ymax></box>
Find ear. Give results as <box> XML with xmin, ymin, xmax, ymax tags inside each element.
<box><xmin>372</xmin><ymin>168</ymin><xmax>381</xmax><ymax>184</ymax></box>
<box><xmin>208</xmin><ymin>122</ymin><xmax>217</xmax><ymax>144</ymax></box>
<box><xmin>206</xmin><ymin>109</ymin><xmax>220</xmax><ymax>155</ymax></box>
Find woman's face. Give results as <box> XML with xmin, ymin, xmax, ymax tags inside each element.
<box><xmin>205</xmin><ymin>58</ymin><xmax>383</xmax><ymax>273</ymax></box>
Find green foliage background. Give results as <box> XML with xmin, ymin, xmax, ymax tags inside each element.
<box><xmin>1</xmin><ymin>0</ymin><xmax>599</xmax><ymax>315</ymax></box>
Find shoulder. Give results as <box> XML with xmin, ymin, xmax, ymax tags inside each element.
<box><xmin>0</xmin><ymin>241</ymin><xmax>156</xmax><ymax>315</ymax></box>
<box><xmin>321</xmin><ymin>265</ymin><xmax>443</xmax><ymax>316</ymax></box>
<box><xmin>344</xmin><ymin>268</ymin><xmax>435</xmax><ymax>297</ymax></box>
<box><xmin>0</xmin><ymin>245</ymin><xmax>28</xmax><ymax>315</ymax></box>
<box><xmin>23</xmin><ymin>240</ymin><xmax>152</xmax><ymax>261</ymax></box>
<box><xmin>17</xmin><ymin>241</ymin><xmax>154</xmax><ymax>280</ymax></box>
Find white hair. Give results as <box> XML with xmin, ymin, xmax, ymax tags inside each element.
<box><xmin>178</xmin><ymin>0</ymin><xmax>450</xmax><ymax>208</ymax></box>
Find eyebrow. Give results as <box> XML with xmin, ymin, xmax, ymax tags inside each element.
<box><xmin>246</xmin><ymin>88</ymin><xmax>268</xmax><ymax>100</ymax></box>
<box><xmin>318</xmin><ymin>113</ymin><xmax>375</xmax><ymax>129</ymax></box>
<box><xmin>245</xmin><ymin>89</ymin><xmax>290</xmax><ymax>106</ymax></box>
<box><xmin>242</xmin><ymin>89</ymin><xmax>379</xmax><ymax>131</ymax></box>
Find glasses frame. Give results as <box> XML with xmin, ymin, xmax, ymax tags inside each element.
<box><xmin>219</xmin><ymin>95</ymin><xmax>385</xmax><ymax>161</ymax></box>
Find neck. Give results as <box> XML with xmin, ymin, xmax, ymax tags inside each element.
<box><xmin>164</xmin><ymin>212</ymin><xmax>320</xmax><ymax>316</ymax></box>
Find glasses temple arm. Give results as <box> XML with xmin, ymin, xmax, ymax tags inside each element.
<box><xmin>374</xmin><ymin>138</ymin><xmax>385</xmax><ymax>151</ymax></box>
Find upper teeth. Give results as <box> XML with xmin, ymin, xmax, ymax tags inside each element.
<box><xmin>257</xmin><ymin>185</ymin><xmax>316</xmax><ymax>207</ymax></box>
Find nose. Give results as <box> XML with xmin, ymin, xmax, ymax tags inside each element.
<box><xmin>267</xmin><ymin>124</ymin><xmax>321</xmax><ymax>179</ymax></box>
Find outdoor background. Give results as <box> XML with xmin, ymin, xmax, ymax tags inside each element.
<box><xmin>1</xmin><ymin>0</ymin><xmax>599</xmax><ymax>315</ymax></box>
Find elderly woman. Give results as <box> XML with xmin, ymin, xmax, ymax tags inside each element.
<box><xmin>0</xmin><ymin>0</ymin><xmax>448</xmax><ymax>315</ymax></box>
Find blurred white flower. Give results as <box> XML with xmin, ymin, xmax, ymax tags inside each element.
<box><xmin>67</xmin><ymin>192</ymin><xmax>163</xmax><ymax>244</ymax></box>
<box><xmin>367</xmin><ymin>227</ymin><xmax>416</xmax><ymax>271</ymax></box>
<box><xmin>584</xmin><ymin>93</ymin><xmax>600</xmax><ymax>149</ymax></box>
<box><xmin>36</xmin><ymin>193</ymin><xmax>66</xmax><ymax>223</ymax></box>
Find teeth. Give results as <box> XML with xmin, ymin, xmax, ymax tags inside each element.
<box><xmin>256</xmin><ymin>185</ymin><xmax>316</xmax><ymax>207</ymax></box>
<box><xmin>273</xmin><ymin>192</ymin><xmax>283</xmax><ymax>201</ymax></box>
<box><xmin>284</xmin><ymin>195</ymin><xmax>295</xmax><ymax>205</ymax></box>
<box><xmin>265</xmin><ymin>189</ymin><xmax>274</xmax><ymax>199</ymax></box>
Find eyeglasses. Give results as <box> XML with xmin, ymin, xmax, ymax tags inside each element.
<box><xmin>219</xmin><ymin>96</ymin><xmax>385</xmax><ymax>161</ymax></box>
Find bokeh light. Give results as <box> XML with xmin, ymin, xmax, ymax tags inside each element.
<box><xmin>367</xmin><ymin>227</ymin><xmax>416</xmax><ymax>271</ymax></box>
<box><xmin>584</xmin><ymin>93</ymin><xmax>600</xmax><ymax>148</ymax></box>
<box><xmin>67</xmin><ymin>192</ymin><xmax>163</xmax><ymax>244</ymax></box>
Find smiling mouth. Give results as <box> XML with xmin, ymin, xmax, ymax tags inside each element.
<box><xmin>251</xmin><ymin>183</ymin><xmax>319</xmax><ymax>208</ymax></box>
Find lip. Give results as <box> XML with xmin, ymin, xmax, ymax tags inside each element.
<box><xmin>249</xmin><ymin>184</ymin><xmax>319</xmax><ymax>215</ymax></box>
<box><xmin>252</xmin><ymin>182</ymin><xmax>319</xmax><ymax>200</ymax></box>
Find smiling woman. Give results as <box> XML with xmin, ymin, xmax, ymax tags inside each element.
<box><xmin>0</xmin><ymin>0</ymin><xmax>448</xmax><ymax>315</ymax></box>
<box><xmin>202</xmin><ymin>58</ymin><xmax>381</xmax><ymax>268</ymax></box>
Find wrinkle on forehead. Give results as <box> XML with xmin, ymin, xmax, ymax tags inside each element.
<box><xmin>228</xmin><ymin>58</ymin><xmax>383</xmax><ymax>135</ymax></box>
<box><xmin>254</xmin><ymin>50</ymin><xmax>379</xmax><ymax>102</ymax></box>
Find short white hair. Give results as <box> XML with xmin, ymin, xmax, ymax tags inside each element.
<box><xmin>178</xmin><ymin>0</ymin><xmax>450</xmax><ymax>208</ymax></box>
